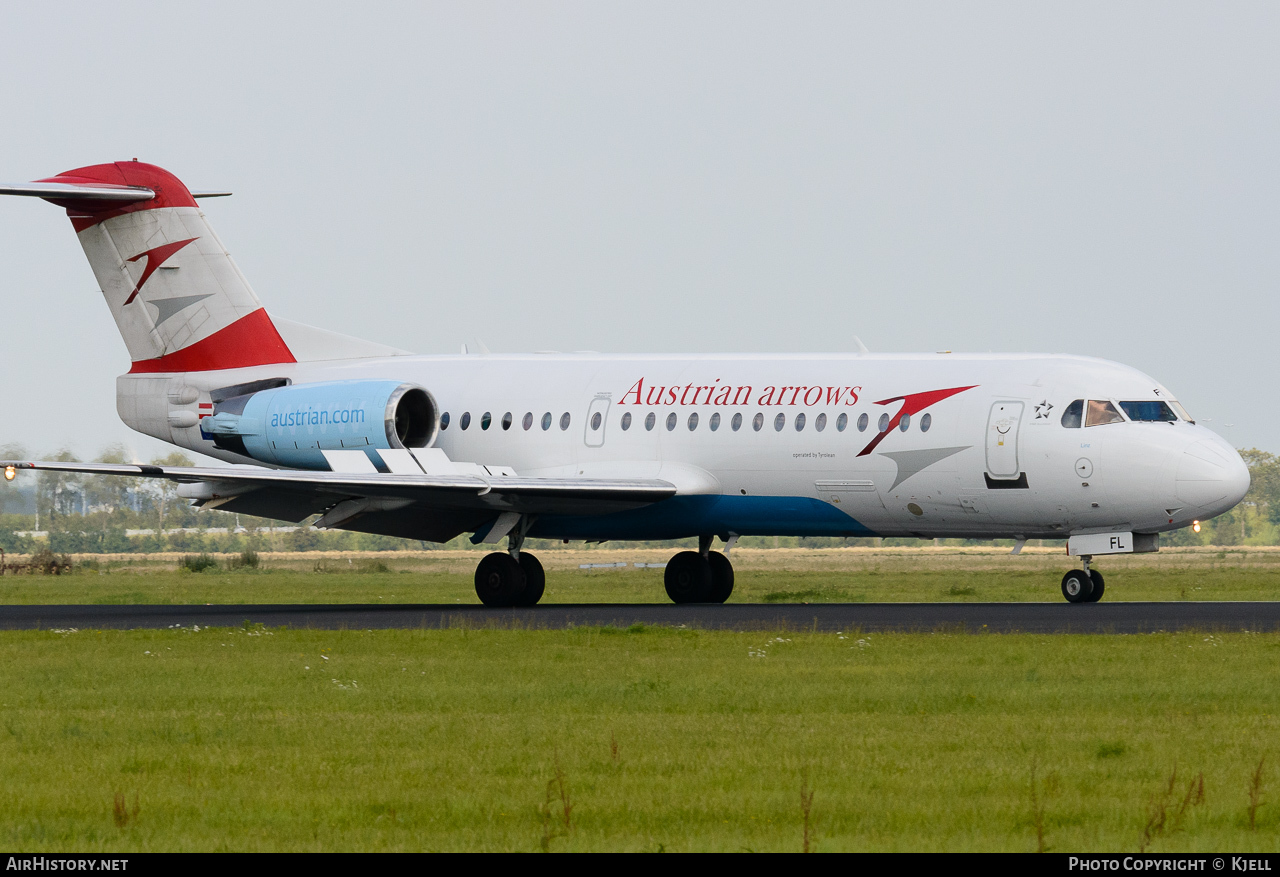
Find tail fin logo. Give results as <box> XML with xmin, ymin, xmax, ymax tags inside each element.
<box><xmin>123</xmin><ymin>237</ymin><xmax>198</xmax><ymax>304</ymax></box>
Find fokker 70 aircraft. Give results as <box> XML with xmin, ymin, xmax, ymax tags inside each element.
<box><xmin>0</xmin><ymin>162</ymin><xmax>1250</xmax><ymax>605</ymax></box>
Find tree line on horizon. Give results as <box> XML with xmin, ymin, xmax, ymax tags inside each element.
<box><xmin>2</xmin><ymin>442</ymin><xmax>1278</xmax><ymax>554</ymax></box>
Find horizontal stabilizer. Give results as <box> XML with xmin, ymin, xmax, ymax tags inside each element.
<box><xmin>0</xmin><ymin>182</ymin><xmax>229</xmax><ymax>203</ymax></box>
<box><xmin>0</xmin><ymin>181</ymin><xmax>154</xmax><ymax>202</ymax></box>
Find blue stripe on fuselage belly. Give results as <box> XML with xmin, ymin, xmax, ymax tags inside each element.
<box><xmin>529</xmin><ymin>494</ymin><xmax>878</xmax><ymax>541</ymax></box>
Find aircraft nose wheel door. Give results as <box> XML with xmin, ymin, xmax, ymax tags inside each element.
<box><xmin>584</xmin><ymin>394</ymin><xmax>611</xmax><ymax>448</ymax></box>
<box><xmin>985</xmin><ymin>401</ymin><xmax>1024</xmax><ymax>480</ymax></box>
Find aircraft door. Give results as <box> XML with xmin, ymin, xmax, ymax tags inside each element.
<box><xmin>584</xmin><ymin>394</ymin><xmax>611</xmax><ymax>448</ymax></box>
<box><xmin>985</xmin><ymin>401</ymin><xmax>1024</xmax><ymax>479</ymax></box>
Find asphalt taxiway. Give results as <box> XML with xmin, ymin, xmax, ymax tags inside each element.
<box><xmin>3</xmin><ymin>601</ymin><xmax>1280</xmax><ymax>633</ymax></box>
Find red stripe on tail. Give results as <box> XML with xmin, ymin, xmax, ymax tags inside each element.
<box><xmin>128</xmin><ymin>309</ymin><xmax>295</xmax><ymax>374</ymax></box>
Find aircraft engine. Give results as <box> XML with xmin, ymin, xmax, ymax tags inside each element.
<box><xmin>201</xmin><ymin>379</ymin><xmax>438</xmax><ymax>469</ymax></box>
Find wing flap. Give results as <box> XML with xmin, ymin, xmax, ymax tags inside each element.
<box><xmin>204</xmin><ymin>490</ymin><xmax>333</xmax><ymax>523</ymax></box>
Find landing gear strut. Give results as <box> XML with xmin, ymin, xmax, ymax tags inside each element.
<box><xmin>473</xmin><ymin>517</ymin><xmax>545</xmax><ymax>607</ymax></box>
<box><xmin>1061</xmin><ymin>554</ymin><xmax>1105</xmax><ymax>604</ymax></box>
<box><xmin>664</xmin><ymin>535</ymin><xmax>734</xmax><ymax>604</ymax></box>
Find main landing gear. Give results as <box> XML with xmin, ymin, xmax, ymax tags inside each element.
<box><xmin>474</xmin><ymin>523</ymin><xmax>545</xmax><ymax>607</ymax></box>
<box><xmin>471</xmin><ymin>529</ymin><xmax>738</xmax><ymax>607</ymax></box>
<box><xmin>664</xmin><ymin>535</ymin><xmax>735</xmax><ymax>604</ymax></box>
<box><xmin>1061</xmin><ymin>554</ymin><xmax>1105</xmax><ymax>604</ymax></box>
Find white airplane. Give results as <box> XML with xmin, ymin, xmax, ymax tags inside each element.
<box><xmin>0</xmin><ymin>162</ymin><xmax>1251</xmax><ymax>606</ymax></box>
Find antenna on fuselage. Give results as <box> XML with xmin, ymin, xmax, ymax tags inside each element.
<box><xmin>852</xmin><ymin>336</ymin><xmax>869</xmax><ymax>355</ymax></box>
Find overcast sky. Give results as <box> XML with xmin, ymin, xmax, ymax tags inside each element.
<box><xmin>0</xmin><ymin>2</ymin><xmax>1276</xmax><ymax>460</ymax></box>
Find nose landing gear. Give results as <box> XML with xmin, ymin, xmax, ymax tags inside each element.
<box><xmin>1061</xmin><ymin>555</ymin><xmax>1105</xmax><ymax>603</ymax></box>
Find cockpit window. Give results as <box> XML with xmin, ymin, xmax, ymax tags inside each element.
<box><xmin>1119</xmin><ymin>401</ymin><xmax>1177</xmax><ymax>422</ymax></box>
<box><xmin>1061</xmin><ymin>399</ymin><xmax>1084</xmax><ymax>428</ymax></box>
<box><xmin>1170</xmin><ymin>400</ymin><xmax>1194</xmax><ymax>422</ymax></box>
<box><xmin>1085</xmin><ymin>400</ymin><xmax>1125</xmax><ymax>427</ymax></box>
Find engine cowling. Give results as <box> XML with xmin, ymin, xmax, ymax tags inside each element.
<box><xmin>202</xmin><ymin>380</ymin><xmax>438</xmax><ymax>469</ymax></box>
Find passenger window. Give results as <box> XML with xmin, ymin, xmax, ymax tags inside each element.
<box><xmin>621</xmin><ymin>412</ymin><xmax>632</xmax><ymax>430</ymax></box>
<box><xmin>710</xmin><ymin>412</ymin><xmax>721</xmax><ymax>431</ymax></box>
<box><xmin>1085</xmin><ymin>400</ymin><xmax>1125</xmax><ymax>427</ymax></box>
<box><xmin>877</xmin><ymin>413</ymin><xmax>889</xmax><ymax>433</ymax></box>
<box><xmin>920</xmin><ymin>413</ymin><xmax>932</xmax><ymax>433</ymax></box>
<box><xmin>666</xmin><ymin>412</ymin><xmax>677</xmax><ymax>431</ymax></box>
<box><xmin>591</xmin><ymin>412</ymin><xmax>602</xmax><ymax>430</ymax></box>
<box><xmin>732</xmin><ymin>413</ymin><xmax>743</xmax><ymax>431</ymax></box>
<box><xmin>560</xmin><ymin>412</ymin><xmax>571</xmax><ymax>430</ymax></box>
<box><xmin>753</xmin><ymin>413</ymin><xmax>764</xmax><ymax>432</ymax></box>
<box><xmin>1060</xmin><ymin>400</ymin><xmax>1083</xmax><ymax>428</ymax></box>
<box><xmin>460</xmin><ymin>412</ymin><xmax>472</xmax><ymax>430</ymax></box>
<box><xmin>794</xmin><ymin>413</ymin><xmax>806</xmax><ymax>432</ymax></box>
<box><xmin>481</xmin><ymin>412</ymin><xmax>492</xmax><ymax>430</ymax></box>
<box><xmin>688</xmin><ymin>412</ymin><xmax>699</xmax><ymax>431</ymax></box>
<box><xmin>815</xmin><ymin>413</ymin><xmax>827</xmax><ymax>432</ymax></box>
<box><xmin>501</xmin><ymin>412</ymin><xmax>512</xmax><ymax>431</ymax></box>
<box><xmin>522</xmin><ymin>412</ymin><xmax>533</xmax><ymax>431</ymax></box>
<box><xmin>1119</xmin><ymin>401</ymin><xmax>1177</xmax><ymax>422</ymax></box>
<box><xmin>440</xmin><ymin>412</ymin><xmax>451</xmax><ymax>430</ymax></box>
<box><xmin>857</xmin><ymin>413</ymin><xmax>868</xmax><ymax>432</ymax></box>
<box><xmin>836</xmin><ymin>413</ymin><xmax>848</xmax><ymax>432</ymax></box>
<box><xmin>645</xmin><ymin>412</ymin><xmax>656</xmax><ymax>431</ymax></box>
<box><xmin>899</xmin><ymin>414</ymin><xmax>910</xmax><ymax>432</ymax></box>
<box><xmin>541</xmin><ymin>412</ymin><xmax>552</xmax><ymax>431</ymax></box>
<box><xmin>774</xmin><ymin>413</ymin><xmax>785</xmax><ymax>431</ymax></box>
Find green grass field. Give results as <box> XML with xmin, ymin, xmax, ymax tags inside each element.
<box><xmin>2</xmin><ymin>546</ymin><xmax>1280</xmax><ymax>605</ymax></box>
<box><xmin>3</xmin><ymin>548</ymin><xmax>1280</xmax><ymax>851</ymax></box>
<box><xmin>1</xmin><ymin>625</ymin><xmax>1278</xmax><ymax>851</ymax></box>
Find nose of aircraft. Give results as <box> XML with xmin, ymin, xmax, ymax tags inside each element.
<box><xmin>1176</xmin><ymin>437</ymin><xmax>1251</xmax><ymax>517</ymax></box>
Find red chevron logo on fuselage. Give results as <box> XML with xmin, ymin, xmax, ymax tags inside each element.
<box><xmin>123</xmin><ymin>237</ymin><xmax>197</xmax><ymax>304</ymax></box>
<box><xmin>857</xmin><ymin>385</ymin><xmax>978</xmax><ymax>456</ymax></box>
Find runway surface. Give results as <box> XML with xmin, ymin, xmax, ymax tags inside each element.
<box><xmin>3</xmin><ymin>602</ymin><xmax>1280</xmax><ymax>633</ymax></box>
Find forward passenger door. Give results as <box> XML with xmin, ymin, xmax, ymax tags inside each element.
<box><xmin>985</xmin><ymin>401</ymin><xmax>1024</xmax><ymax>480</ymax></box>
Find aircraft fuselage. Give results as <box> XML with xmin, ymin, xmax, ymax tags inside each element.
<box><xmin>124</xmin><ymin>350</ymin><xmax>1248</xmax><ymax>542</ymax></box>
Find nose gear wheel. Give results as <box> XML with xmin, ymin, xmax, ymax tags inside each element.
<box><xmin>1061</xmin><ymin>570</ymin><xmax>1094</xmax><ymax>603</ymax></box>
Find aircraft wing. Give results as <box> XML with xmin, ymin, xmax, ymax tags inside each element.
<box><xmin>0</xmin><ymin>459</ymin><xmax>677</xmax><ymax>543</ymax></box>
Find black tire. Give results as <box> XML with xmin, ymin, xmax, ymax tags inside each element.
<box><xmin>474</xmin><ymin>552</ymin><xmax>527</xmax><ymax>607</ymax></box>
<box><xmin>513</xmin><ymin>553</ymin><xmax>546</xmax><ymax>606</ymax></box>
<box><xmin>1061</xmin><ymin>570</ymin><xmax>1094</xmax><ymax>604</ymax></box>
<box><xmin>1085</xmin><ymin>569</ymin><xmax>1105</xmax><ymax>603</ymax></box>
<box><xmin>706</xmin><ymin>551</ymin><xmax>734</xmax><ymax>603</ymax></box>
<box><xmin>664</xmin><ymin>551</ymin><xmax>713</xmax><ymax>604</ymax></box>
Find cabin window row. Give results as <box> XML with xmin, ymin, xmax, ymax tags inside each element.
<box><xmin>438</xmin><ymin>411</ymin><xmax>573</xmax><ymax>432</ymax></box>
<box><xmin>437</xmin><ymin>409</ymin><xmax>934</xmax><ymax>434</ymax></box>
<box><xmin>620</xmin><ymin>410</ymin><xmax>932</xmax><ymax>434</ymax></box>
